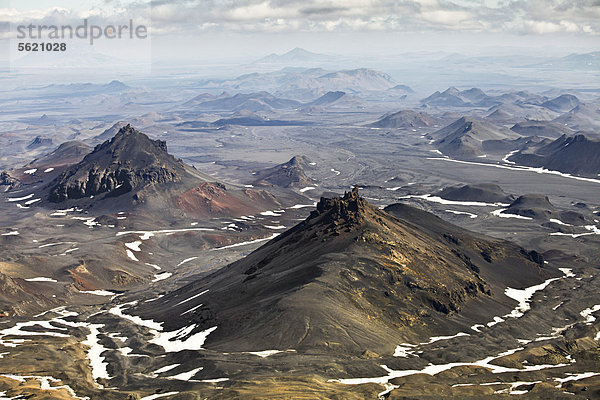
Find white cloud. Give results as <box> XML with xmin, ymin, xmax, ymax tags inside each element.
<box><xmin>0</xmin><ymin>0</ymin><xmax>597</xmax><ymax>36</ymax></box>
<box><xmin>418</xmin><ymin>9</ymin><xmax>476</xmax><ymax>27</ymax></box>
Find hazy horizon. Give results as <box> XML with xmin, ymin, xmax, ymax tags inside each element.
<box><xmin>1</xmin><ymin>0</ymin><xmax>599</xmax><ymax>66</ymax></box>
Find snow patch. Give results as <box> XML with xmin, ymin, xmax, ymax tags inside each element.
<box><xmin>7</xmin><ymin>194</ymin><xmax>34</xmax><ymax>202</ymax></box>
<box><xmin>25</xmin><ymin>277</ymin><xmax>57</xmax><ymax>283</ymax></box>
<box><xmin>140</xmin><ymin>392</ymin><xmax>180</xmax><ymax>400</ymax></box>
<box><xmin>82</xmin><ymin>324</ymin><xmax>111</xmax><ymax>386</ymax></box>
<box><xmin>401</xmin><ymin>194</ymin><xmax>509</xmax><ymax>207</ymax></box>
<box><xmin>152</xmin><ymin>272</ymin><xmax>173</xmax><ymax>283</ymax></box>
<box><xmin>429</xmin><ymin>156</ymin><xmax>600</xmax><ymax>184</ymax></box>
<box><xmin>212</xmin><ymin>233</ymin><xmax>279</xmax><ymax>250</ymax></box>
<box><xmin>491</xmin><ymin>209</ymin><xmax>533</xmax><ymax>220</ymax></box>
<box><xmin>126</xmin><ymin>249</ymin><xmax>139</xmax><ymax>262</ymax></box>
<box><xmin>177</xmin><ymin>257</ymin><xmax>197</xmax><ymax>267</ymax></box>
<box><xmin>125</xmin><ymin>241</ymin><xmax>142</xmax><ymax>252</ymax></box>
<box><xmin>444</xmin><ymin>209</ymin><xmax>477</xmax><ymax>218</ymax></box>
<box><xmin>79</xmin><ymin>290</ymin><xmax>118</xmax><ymax>296</ymax></box>
<box><xmin>176</xmin><ymin>290</ymin><xmax>209</xmax><ymax>306</ymax></box>
<box><xmin>580</xmin><ymin>305</ymin><xmax>600</xmax><ymax>324</ymax></box>
<box><xmin>167</xmin><ymin>367</ymin><xmax>203</xmax><ymax>381</ymax></box>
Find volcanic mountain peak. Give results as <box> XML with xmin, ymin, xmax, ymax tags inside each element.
<box><xmin>252</xmin><ymin>155</ymin><xmax>314</xmax><ymax>188</ymax></box>
<box><xmin>101</xmin><ymin>123</ymin><xmax>168</xmax><ymax>154</ymax></box>
<box><xmin>48</xmin><ymin>124</ymin><xmax>188</xmax><ymax>202</ymax></box>
<box><xmin>27</xmin><ymin>136</ymin><xmax>53</xmax><ymax>149</ymax></box>
<box><xmin>503</xmin><ymin>193</ymin><xmax>587</xmax><ymax>224</ymax></box>
<box><xmin>509</xmin><ymin>194</ymin><xmax>553</xmax><ymax>209</ymax></box>
<box><xmin>541</xmin><ymin>93</ymin><xmax>580</xmax><ymax>112</ymax></box>
<box><xmin>287</xmin><ymin>155</ymin><xmax>309</xmax><ymax>167</ymax></box>
<box><xmin>141</xmin><ymin>188</ymin><xmax>557</xmax><ymax>355</ymax></box>
<box><xmin>370</xmin><ymin>109</ymin><xmax>435</xmax><ymax>128</ymax></box>
<box><xmin>508</xmin><ymin>133</ymin><xmax>600</xmax><ymax>177</ymax></box>
<box><xmin>432</xmin><ymin>116</ymin><xmax>518</xmax><ymax>159</ymax></box>
<box><xmin>438</xmin><ymin>183</ymin><xmax>515</xmax><ymax>204</ymax></box>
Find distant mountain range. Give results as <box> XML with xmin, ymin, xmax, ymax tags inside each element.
<box><xmin>422</xmin><ymin>89</ymin><xmax>592</xmax><ymax>129</ymax></box>
<box><xmin>305</xmin><ymin>91</ymin><xmax>367</xmax><ymax>109</ymax></box>
<box><xmin>189</xmin><ymin>91</ymin><xmax>302</xmax><ymax>112</ymax></box>
<box><xmin>525</xmin><ymin>51</ymin><xmax>600</xmax><ymax>71</ymax></box>
<box><xmin>422</xmin><ymin>87</ymin><xmax>501</xmax><ymax>108</ymax></box>
<box><xmin>185</xmin><ymin>89</ymin><xmax>370</xmax><ymax>114</ymax></box>
<box><xmin>253</xmin><ymin>48</ymin><xmax>335</xmax><ymax>65</ymax></box>
<box><xmin>195</xmin><ymin>67</ymin><xmax>405</xmax><ymax>101</ymax></box>
<box><xmin>541</xmin><ymin>94</ymin><xmax>580</xmax><ymax>113</ymax></box>
<box><xmin>32</xmin><ymin>80</ymin><xmax>130</xmax><ymax>96</ymax></box>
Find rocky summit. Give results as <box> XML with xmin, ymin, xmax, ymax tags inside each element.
<box><xmin>48</xmin><ymin>124</ymin><xmax>187</xmax><ymax>202</ymax></box>
<box><xmin>139</xmin><ymin>187</ymin><xmax>556</xmax><ymax>356</ymax></box>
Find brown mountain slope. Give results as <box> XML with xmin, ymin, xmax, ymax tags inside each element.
<box><xmin>138</xmin><ymin>188</ymin><xmax>557</xmax><ymax>356</ymax></box>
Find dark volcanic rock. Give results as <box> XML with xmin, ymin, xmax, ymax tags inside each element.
<box><xmin>485</xmin><ymin>108</ymin><xmax>513</xmax><ymax>122</ymax></box>
<box><xmin>307</xmin><ymin>91</ymin><xmax>346</xmax><ymax>106</ymax></box>
<box><xmin>252</xmin><ymin>155</ymin><xmax>314</xmax><ymax>188</ymax></box>
<box><xmin>0</xmin><ymin>171</ymin><xmax>20</xmax><ymax>190</ymax></box>
<box><xmin>504</xmin><ymin>194</ymin><xmax>587</xmax><ymax>224</ymax></box>
<box><xmin>370</xmin><ymin>110</ymin><xmax>436</xmax><ymax>129</ymax></box>
<box><xmin>510</xmin><ymin>120</ymin><xmax>573</xmax><ymax>139</ymax></box>
<box><xmin>421</xmin><ymin>87</ymin><xmax>499</xmax><ymax>108</ymax></box>
<box><xmin>553</xmin><ymin>103</ymin><xmax>600</xmax><ymax>131</ymax></box>
<box><xmin>304</xmin><ymin>91</ymin><xmax>366</xmax><ymax>109</ymax></box>
<box><xmin>509</xmin><ymin>134</ymin><xmax>600</xmax><ymax>177</ymax></box>
<box><xmin>27</xmin><ymin>136</ymin><xmax>53</xmax><ymax>149</ymax></box>
<box><xmin>194</xmin><ymin>91</ymin><xmax>301</xmax><ymax>111</ymax></box>
<box><xmin>138</xmin><ymin>187</ymin><xmax>557</xmax><ymax>356</ymax></box>
<box><xmin>438</xmin><ymin>183</ymin><xmax>515</xmax><ymax>204</ymax></box>
<box><xmin>433</xmin><ymin>117</ymin><xmax>517</xmax><ymax>159</ymax></box>
<box><xmin>48</xmin><ymin>125</ymin><xmax>187</xmax><ymax>202</ymax></box>
<box><xmin>541</xmin><ymin>94</ymin><xmax>580</xmax><ymax>113</ymax></box>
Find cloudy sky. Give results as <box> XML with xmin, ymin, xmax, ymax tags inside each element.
<box><xmin>1</xmin><ymin>0</ymin><xmax>598</xmax><ymax>62</ymax></box>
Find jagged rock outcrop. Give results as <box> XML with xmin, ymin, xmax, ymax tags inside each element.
<box><xmin>0</xmin><ymin>172</ymin><xmax>20</xmax><ymax>191</ymax></box>
<box><xmin>48</xmin><ymin>125</ymin><xmax>187</xmax><ymax>202</ymax></box>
